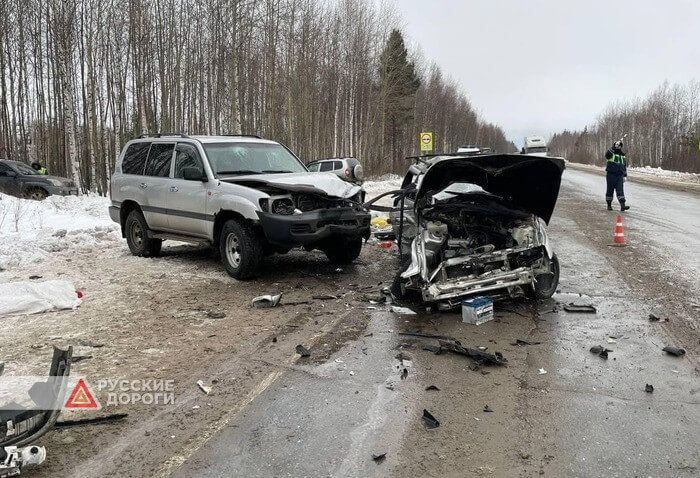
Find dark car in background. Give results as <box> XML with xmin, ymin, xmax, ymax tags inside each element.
<box><xmin>307</xmin><ymin>157</ymin><xmax>364</xmax><ymax>185</ymax></box>
<box><xmin>0</xmin><ymin>159</ymin><xmax>78</xmax><ymax>200</ymax></box>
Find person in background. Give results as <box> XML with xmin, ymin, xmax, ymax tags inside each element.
<box><xmin>31</xmin><ymin>162</ymin><xmax>47</xmax><ymax>175</ymax></box>
<box><xmin>604</xmin><ymin>141</ymin><xmax>630</xmax><ymax>211</ymax></box>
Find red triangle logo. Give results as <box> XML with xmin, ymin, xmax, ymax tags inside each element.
<box><xmin>65</xmin><ymin>378</ymin><xmax>100</xmax><ymax>408</ymax></box>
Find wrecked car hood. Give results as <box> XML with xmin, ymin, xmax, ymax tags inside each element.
<box><xmin>222</xmin><ymin>172</ymin><xmax>361</xmax><ymax>199</ymax></box>
<box><xmin>415</xmin><ymin>154</ymin><xmax>565</xmax><ymax>224</ymax></box>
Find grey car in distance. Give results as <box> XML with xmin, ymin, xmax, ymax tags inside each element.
<box><xmin>307</xmin><ymin>157</ymin><xmax>364</xmax><ymax>185</ymax></box>
<box><xmin>0</xmin><ymin>159</ymin><xmax>78</xmax><ymax>200</ymax></box>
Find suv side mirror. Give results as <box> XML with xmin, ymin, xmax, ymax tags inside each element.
<box><xmin>182</xmin><ymin>167</ymin><xmax>206</xmax><ymax>182</ymax></box>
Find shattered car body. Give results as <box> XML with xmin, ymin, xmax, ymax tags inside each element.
<box><xmin>378</xmin><ymin>154</ymin><xmax>565</xmax><ymax>308</ymax></box>
<box><xmin>1</xmin><ymin>347</ymin><xmax>72</xmax><ymax>476</ymax></box>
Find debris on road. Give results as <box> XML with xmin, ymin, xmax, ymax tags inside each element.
<box><xmin>371</xmin><ymin>452</ymin><xmax>386</xmax><ymax>462</ymax></box>
<box><xmin>400</xmin><ymin>368</ymin><xmax>408</xmax><ymax>380</ymax></box>
<box><xmin>196</xmin><ymin>380</ymin><xmax>212</xmax><ymax>395</ymax></box>
<box><xmin>272</xmin><ymin>337</ymin><xmax>277</xmax><ymax>343</ymax></box>
<box><xmin>437</xmin><ymin>339</ymin><xmax>507</xmax><ymax>366</ymax></box>
<box><xmin>0</xmin><ymin>279</ymin><xmax>82</xmax><ymax>318</ymax></box>
<box><xmin>28</xmin><ymin>275</ymin><xmax>42</xmax><ymax>280</ymax></box>
<box><xmin>0</xmin><ymin>445</ymin><xmax>47</xmax><ymax>477</ymax></box>
<box><xmin>55</xmin><ymin>413</ymin><xmax>128</xmax><ymax>428</ymax></box>
<box><xmin>662</xmin><ymin>346</ymin><xmax>686</xmax><ymax>357</ymax></box>
<box><xmin>400</xmin><ymin>331</ymin><xmax>455</xmax><ymax>340</ymax></box>
<box><xmin>589</xmin><ymin>345</ymin><xmax>613</xmax><ymax>359</ymax></box>
<box><xmin>510</xmin><ymin>339</ymin><xmax>541</xmax><ymax>346</ymax></box>
<box><xmin>461</xmin><ymin>296</ymin><xmax>494</xmax><ymax>325</ymax></box>
<box><xmin>422</xmin><ymin>409</ymin><xmax>440</xmax><ymax>429</ymax></box>
<box><xmin>252</xmin><ymin>294</ymin><xmax>282</xmax><ymax>308</ymax></box>
<box><xmin>563</xmin><ymin>303</ymin><xmax>597</xmax><ymax>313</ymax></box>
<box><xmin>645</xmin><ymin>384</ymin><xmax>654</xmax><ymax>393</ymax></box>
<box><xmin>648</xmin><ymin>313</ymin><xmax>661</xmax><ymax>322</ymax></box>
<box><xmin>311</xmin><ymin>294</ymin><xmax>339</xmax><ymax>301</ymax></box>
<box><xmin>390</xmin><ymin>305</ymin><xmax>416</xmax><ymax>315</ymax></box>
<box><xmin>422</xmin><ymin>344</ymin><xmax>442</xmax><ymax>354</ymax></box>
<box><xmin>71</xmin><ymin>355</ymin><xmax>93</xmax><ymax>363</ymax></box>
<box><xmin>538</xmin><ymin>368</ymin><xmax>547</xmax><ymax>374</ymax></box>
<box><xmin>483</xmin><ymin>405</ymin><xmax>494</xmax><ymax>412</ymax></box>
<box><xmin>425</xmin><ymin>385</ymin><xmax>440</xmax><ymax>391</ymax></box>
<box><xmin>206</xmin><ymin>311</ymin><xmax>226</xmax><ymax>319</ymax></box>
<box><xmin>295</xmin><ymin>344</ymin><xmax>311</xmax><ymax>357</ymax></box>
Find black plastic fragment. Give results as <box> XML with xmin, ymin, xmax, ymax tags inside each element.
<box><xmin>563</xmin><ymin>304</ymin><xmax>597</xmax><ymax>313</ymax></box>
<box><xmin>422</xmin><ymin>409</ymin><xmax>440</xmax><ymax>429</ymax></box>
<box><xmin>55</xmin><ymin>413</ymin><xmax>128</xmax><ymax>428</ymax></box>
<box><xmin>438</xmin><ymin>339</ymin><xmax>507</xmax><ymax>366</ymax></box>
<box><xmin>400</xmin><ymin>368</ymin><xmax>408</xmax><ymax>380</ymax></box>
<box><xmin>645</xmin><ymin>384</ymin><xmax>654</xmax><ymax>393</ymax></box>
<box><xmin>425</xmin><ymin>385</ymin><xmax>440</xmax><ymax>391</ymax></box>
<box><xmin>372</xmin><ymin>453</ymin><xmax>386</xmax><ymax>462</ymax></box>
<box><xmin>662</xmin><ymin>346</ymin><xmax>685</xmax><ymax>357</ymax></box>
<box><xmin>648</xmin><ymin>313</ymin><xmax>660</xmax><ymax>322</ymax></box>
<box><xmin>483</xmin><ymin>405</ymin><xmax>494</xmax><ymax>412</ymax></box>
<box><xmin>510</xmin><ymin>339</ymin><xmax>541</xmax><ymax>346</ymax></box>
<box><xmin>422</xmin><ymin>344</ymin><xmax>442</xmax><ymax>354</ymax></box>
<box><xmin>295</xmin><ymin>344</ymin><xmax>311</xmax><ymax>357</ymax></box>
<box><xmin>400</xmin><ymin>331</ymin><xmax>457</xmax><ymax>341</ymax></box>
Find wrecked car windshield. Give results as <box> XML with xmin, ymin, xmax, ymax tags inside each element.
<box><xmin>204</xmin><ymin>142</ymin><xmax>306</xmax><ymax>176</ymax></box>
<box><xmin>11</xmin><ymin>162</ymin><xmax>39</xmax><ymax>175</ymax></box>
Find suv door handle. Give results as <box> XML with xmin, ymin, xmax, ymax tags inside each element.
<box><xmin>139</xmin><ymin>183</ymin><xmax>148</xmax><ymax>189</ymax></box>
<box><xmin>169</xmin><ymin>186</ymin><xmax>179</xmax><ymax>192</ymax></box>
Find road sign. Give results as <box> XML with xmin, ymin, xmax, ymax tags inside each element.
<box><xmin>420</xmin><ymin>131</ymin><xmax>433</xmax><ymax>153</ymax></box>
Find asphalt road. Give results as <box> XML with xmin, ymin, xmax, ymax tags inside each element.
<box><xmin>172</xmin><ymin>167</ymin><xmax>700</xmax><ymax>477</ymax></box>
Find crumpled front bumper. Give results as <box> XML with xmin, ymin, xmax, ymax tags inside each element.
<box><xmin>257</xmin><ymin>207</ymin><xmax>371</xmax><ymax>248</ymax></box>
<box><xmin>423</xmin><ymin>267</ymin><xmax>534</xmax><ymax>303</ymax></box>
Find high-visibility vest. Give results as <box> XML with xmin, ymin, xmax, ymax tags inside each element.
<box><xmin>607</xmin><ymin>153</ymin><xmax>626</xmax><ymax>166</ymax></box>
<box><xmin>38</xmin><ymin>167</ymin><xmax>47</xmax><ymax>175</ymax></box>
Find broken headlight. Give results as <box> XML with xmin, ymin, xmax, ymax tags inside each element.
<box><xmin>271</xmin><ymin>197</ymin><xmax>295</xmax><ymax>215</ymax></box>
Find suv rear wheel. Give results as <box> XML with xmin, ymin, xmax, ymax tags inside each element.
<box><xmin>219</xmin><ymin>219</ymin><xmax>264</xmax><ymax>279</ymax></box>
<box><xmin>125</xmin><ymin>210</ymin><xmax>162</xmax><ymax>257</ymax></box>
<box><xmin>323</xmin><ymin>237</ymin><xmax>363</xmax><ymax>264</ymax></box>
<box><xmin>25</xmin><ymin>187</ymin><xmax>48</xmax><ymax>201</ymax></box>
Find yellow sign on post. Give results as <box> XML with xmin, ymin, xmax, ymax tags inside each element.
<box><xmin>420</xmin><ymin>131</ymin><xmax>433</xmax><ymax>153</ymax></box>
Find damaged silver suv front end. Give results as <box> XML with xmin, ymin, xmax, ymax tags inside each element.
<box><xmin>378</xmin><ymin>154</ymin><xmax>565</xmax><ymax>309</ymax></box>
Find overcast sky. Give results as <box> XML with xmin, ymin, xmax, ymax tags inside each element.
<box><xmin>396</xmin><ymin>0</ymin><xmax>700</xmax><ymax>146</ymax></box>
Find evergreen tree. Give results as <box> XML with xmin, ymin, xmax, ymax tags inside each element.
<box><xmin>378</xmin><ymin>29</ymin><xmax>420</xmax><ymax>168</ymax></box>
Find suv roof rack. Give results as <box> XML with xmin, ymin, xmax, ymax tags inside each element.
<box><xmin>219</xmin><ymin>134</ymin><xmax>262</xmax><ymax>139</ymax></box>
<box><xmin>137</xmin><ymin>133</ymin><xmax>190</xmax><ymax>139</ymax></box>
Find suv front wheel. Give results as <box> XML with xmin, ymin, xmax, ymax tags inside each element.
<box><xmin>125</xmin><ymin>210</ymin><xmax>162</xmax><ymax>257</ymax></box>
<box><xmin>219</xmin><ymin>219</ymin><xmax>264</xmax><ymax>279</ymax></box>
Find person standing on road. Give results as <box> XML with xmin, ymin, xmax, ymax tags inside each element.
<box><xmin>605</xmin><ymin>141</ymin><xmax>630</xmax><ymax>211</ymax></box>
<box><xmin>31</xmin><ymin>162</ymin><xmax>47</xmax><ymax>175</ymax></box>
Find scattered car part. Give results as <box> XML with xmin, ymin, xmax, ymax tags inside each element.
<box><xmin>251</xmin><ymin>294</ymin><xmax>282</xmax><ymax>308</ymax></box>
<box><xmin>295</xmin><ymin>345</ymin><xmax>311</xmax><ymax>357</ymax></box>
<box><xmin>196</xmin><ymin>380</ymin><xmax>212</xmax><ymax>395</ymax></box>
<box><xmin>390</xmin><ymin>306</ymin><xmax>416</xmax><ymax>315</ymax></box>
<box><xmin>371</xmin><ymin>452</ymin><xmax>386</xmax><ymax>462</ymax></box>
<box><xmin>71</xmin><ymin>355</ymin><xmax>93</xmax><ymax>364</ymax></box>
<box><xmin>538</xmin><ymin>368</ymin><xmax>547</xmax><ymax>374</ymax></box>
<box><xmin>399</xmin><ymin>331</ymin><xmax>455</xmax><ymax>340</ymax></box>
<box><xmin>461</xmin><ymin>296</ymin><xmax>494</xmax><ymax>325</ymax></box>
<box><xmin>422</xmin><ymin>409</ymin><xmax>440</xmax><ymax>429</ymax></box>
<box><xmin>563</xmin><ymin>304</ymin><xmax>597</xmax><ymax>313</ymax></box>
<box><xmin>55</xmin><ymin>413</ymin><xmax>128</xmax><ymax>428</ymax></box>
<box><xmin>206</xmin><ymin>311</ymin><xmax>226</xmax><ymax>319</ymax></box>
<box><xmin>662</xmin><ymin>346</ymin><xmax>686</xmax><ymax>357</ymax></box>
<box><xmin>645</xmin><ymin>384</ymin><xmax>654</xmax><ymax>393</ymax></box>
<box><xmin>510</xmin><ymin>339</ymin><xmax>541</xmax><ymax>346</ymax></box>
<box><xmin>425</xmin><ymin>385</ymin><xmax>440</xmax><ymax>391</ymax></box>
<box><xmin>1</xmin><ymin>445</ymin><xmax>46</xmax><ymax>477</ymax></box>
<box><xmin>400</xmin><ymin>368</ymin><xmax>408</xmax><ymax>380</ymax></box>
<box><xmin>483</xmin><ymin>405</ymin><xmax>494</xmax><ymax>412</ymax></box>
<box><xmin>648</xmin><ymin>313</ymin><xmax>660</xmax><ymax>322</ymax></box>
<box><xmin>437</xmin><ymin>340</ymin><xmax>507</xmax><ymax>366</ymax></box>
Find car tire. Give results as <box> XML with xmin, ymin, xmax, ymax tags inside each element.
<box><xmin>323</xmin><ymin>237</ymin><xmax>363</xmax><ymax>264</ymax></box>
<box><xmin>25</xmin><ymin>188</ymin><xmax>48</xmax><ymax>201</ymax></box>
<box><xmin>219</xmin><ymin>219</ymin><xmax>263</xmax><ymax>280</ymax></box>
<box><xmin>529</xmin><ymin>253</ymin><xmax>559</xmax><ymax>299</ymax></box>
<box><xmin>125</xmin><ymin>210</ymin><xmax>162</xmax><ymax>257</ymax></box>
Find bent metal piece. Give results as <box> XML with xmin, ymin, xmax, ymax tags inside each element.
<box><xmin>0</xmin><ymin>346</ymin><xmax>73</xmax><ymax>447</ymax></box>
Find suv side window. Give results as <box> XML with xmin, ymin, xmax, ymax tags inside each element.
<box><xmin>334</xmin><ymin>161</ymin><xmax>343</xmax><ymax>170</ymax></box>
<box><xmin>122</xmin><ymin>142</ymin><xmax>151</xmax><ymax>175</ymax></box>
<box><xmin>307</xmin><ymin>163</ymin><xmax>320</xmax><ymax>172</ymax></box>
<box><xmin>144</xmin><ymin>143</ymin><xmax>175</xmax><ymax>177</ymax></box>
<box><xmin>319</xmin><ymin>161</ymin><xmax>333</xmax><ymax>172</ymax></box>
<box><xmin>173</xmin><ymin>143</ymin><xmax>203</xmax><ymax>179</ymax></box>
<box><xmin>0</xmin><ymin>163</ymin><xmax>11</xmax><ymax>176</ymax></box>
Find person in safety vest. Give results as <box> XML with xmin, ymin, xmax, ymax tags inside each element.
<box><xmin>31</xmin><ymin>162</ymin><xmax>47</xmax><ymax>175</ymax></box>
<box><xmin>605</xmin><ymin>141</ymin><xmax>630</xmax><ymax>211</ymax></box>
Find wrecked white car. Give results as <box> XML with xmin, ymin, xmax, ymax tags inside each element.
<box><xmin>369</xmin><ymin>154</ymin><xmax>565</xmax><ymax>309</ymax></box>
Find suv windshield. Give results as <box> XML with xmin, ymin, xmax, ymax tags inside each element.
<box><xmin>11</xmin><ymin>162</ymin><xmax>39</xmax><ymax>175</ymax></box>
<box><xmin>203</xmin><ymin>142</ymin><xmax>306</xmax><ymax>176</ymax></box>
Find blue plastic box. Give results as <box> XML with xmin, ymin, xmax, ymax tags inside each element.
<box><xmin>461</xmin><ymin>296</ymin><xmax>494</xmax><ymax>325</ymax></box>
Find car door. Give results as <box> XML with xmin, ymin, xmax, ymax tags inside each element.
<box><xmin>167</xmin><ymin>142</ymin><xmax>209</xmax><ymax>238</ymax></box>
<box><xmin>0</xmin><ymin>163</ymin><xmax>21</xmax><ymax>196</ymax></box>
<box><xmin>141</xmin><ymin>142</ymin><xmax>175</xmax><ymax>230</ymax></box>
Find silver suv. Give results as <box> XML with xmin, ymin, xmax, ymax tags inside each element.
<box><xmin>306</xmin><ymin>157</ymin><xmax>364</xmax><ymax>185</ymax></box>
<box><xmin>109</xmin><ymin>134</ymin><xmax>370</xmax><ymax>279</ymax></box>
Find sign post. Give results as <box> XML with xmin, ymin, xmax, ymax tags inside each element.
<box><xmin>419</xmin><ymin>131</ymin><xmax>433</xmax><ymax>154</ymax></box>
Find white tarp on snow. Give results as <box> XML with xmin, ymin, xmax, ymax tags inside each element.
<box><xmin>0</xmin><ymin>280</ymin><xmax>81</xmax><ymax>318</ymax></box>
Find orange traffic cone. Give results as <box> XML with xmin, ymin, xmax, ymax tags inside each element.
<box><xmin>610</xmin><ymin>215</ymin><xmax>627</xmax><ymax>247</ymax></box>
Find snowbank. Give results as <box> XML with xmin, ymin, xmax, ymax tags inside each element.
<box><xmin>629</xmin><ymin>165</ymin><xmax>700</xmax><ymax>183</ymax></box>
<box><xmin>0</xmin><ymin>193</ymin><xmax>119</xmax><ymax>271</ymax></box>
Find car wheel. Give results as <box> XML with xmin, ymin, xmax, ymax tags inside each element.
<box><xmin>219</xmin><ymin>219</ymin><xmax>264</xmax><ymax>279</ymax></box>
<box><xmin>323</xmin><ymin>237</ymin><xmax>363</xmax><ymax>264</ymax></box>
<box><xmin>125</xmin><ymin>210</ymin><xmax>162</xmax><ymax>257</ymax></box>
<box><xmin>529</xmin><ymin>253</ymin><xmax>559</xmax><ymax>299</ymax></box>
<box><xmin>25</xmin><ymin>188</ymin><xmax>48</xmax><ymax>201</ymax></box>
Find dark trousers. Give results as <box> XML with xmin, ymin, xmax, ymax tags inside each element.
<box><xmin>605</xmin><ymin>174</ymin><xmax>625</xmax><ymax>203</ymax></box>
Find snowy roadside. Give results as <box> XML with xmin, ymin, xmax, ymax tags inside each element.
<box><xmin>0</xmin><ymin>193</ymin><xmax>119</xmax><ymax>272</ymax></box>
<box><xmin>565</xmin><ymin>161</ymin><xmax>700</xmax><ymax>192</ymax></box>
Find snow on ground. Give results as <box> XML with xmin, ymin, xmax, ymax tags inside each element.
<box><xmin>629</xmin><ymin>165</ymin><xmax>700</xmax><ymax>182</ymax></box>
<box><xmin>0</xmin><ymin>193</ymin><xmax>119</xmax><ymax>271</ymax></box>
